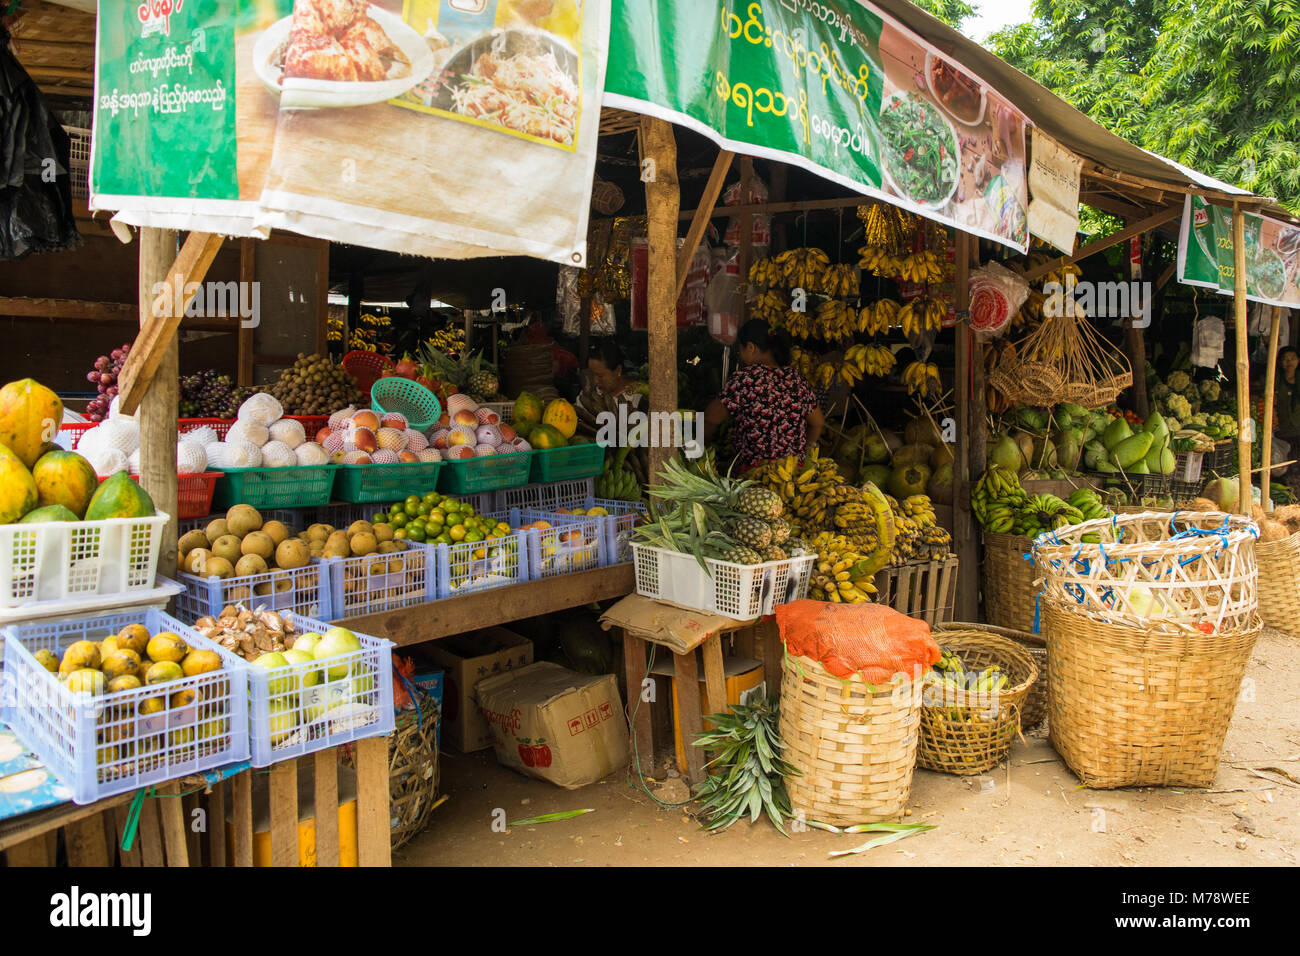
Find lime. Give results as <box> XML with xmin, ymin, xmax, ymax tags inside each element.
<box><xmin>421</xmin><ymin>492</ymin><xmax>438</xmax><ymax>506</ymax></box>
<box><xmin>406</xmin><ymin>525</ymin><xmax>426</xmax><ymax>542</ymax></box>
<box><xmin>393</xmin><ymin>528</ymin><xmax>408</xmax><ymax>540</ymax></box>
<box><xmin>435</xmin><ymin>533</ymin><xmax>453</xmax><ymax>545</ymax></box>
<box><xmin>371</xmin><ymin>513</ymin><xmax>386</xmax><ymax>525</ymax></box>
<box><xmin>416</xmin><ymin>502</ymin><xmax>431</xmax><ymax>516</ymax></box>
<box><xmin>404</xmin><ymin>495</ymin><xmax>420</xmax><ymax>510</ymax></box>
<box><xmin>465</xmin><ymin>531</ymin><xmax>483</xmax><ymax>543</ymax></box>
<box><xmin>391</xmin><ymin>513</ymin><xmax>408</xmax><ymax>528</ymax></box>
<box><xmin>449</xmin><ymin>525</ymin><xmax>467</xmax><ymax>542</ymax></box>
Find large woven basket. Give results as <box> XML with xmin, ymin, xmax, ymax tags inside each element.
<box><xmin>778</xmin><ymin>654</ymin><xmax>923</xmax><ymax>826</ymax></box>
<box><xmin>1041</xmin><ymin>603</ymin><xmax>1260</xmax><ymax>789</ymax></box>
<box><xmin>1255</xmin><ymin>529</ymin><xmax>1300</xmax><ymax>637</ymax></box>
<box><xmin>918</xmin><ymin>629</ymin><xmax>1040</xmax><ymax>775</ymax></box>
<box><xmin>982</xmin><ymin>533</ymin><xmax>1037</xmax><ymax>632</ymax></box>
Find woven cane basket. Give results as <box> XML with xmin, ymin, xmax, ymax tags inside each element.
<box><xmin>917</xmin><ymin>629</ymin><xmax>1039</xmax><ymax>774</ymax></box>
<box><xmin>982</xmin><ymin>533</ymin><xmax>1037</xmax><ymax>633</ymax></box>
<box><xmin>343</xmin><ymin>689</ymin><xmax>440</xmax><ymax>850</ymax></box>
<box><xmin>1255</xmin><ymin>529</ymin><xmax>1300</xmax><ymax>637</ymax></box>
<box><xmin>778</xmin><ymin>654</ymin><xmax>923</xmax><ymax>826</ymax></box>
<box><xmin>1041</xmin><ymin>603</ymin><xmax>1260</xmax><ymax>789</ymax></box>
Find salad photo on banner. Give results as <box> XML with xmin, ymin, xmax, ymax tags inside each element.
<box><xmin>92</xmin><ymin>0</ymin><xmax>609</xmax><ymax>265</ymax></box>
<box><xmin>603</xmin><ymin>0</ymin><xmax>1030</xmax><ymax>251</ymax></box>
<box><xmin>1177</xmin><ymin>194</ymin><xmax>1300</xmax><ymax>309</ymax></box>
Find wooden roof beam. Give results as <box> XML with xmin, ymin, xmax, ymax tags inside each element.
<box><xmin>1020</xmin><ymin>205</ymin><xmax>1181</xmax><ymax>282</ymax></box>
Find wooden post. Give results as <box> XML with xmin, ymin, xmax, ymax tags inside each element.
<box><xmin>1262</xmin><ymin>305</ymin><xmax>1282</xmax><ymax>508</ymax></box>
<box><xmin>953</xmin><ymin>231</ymin><xmax>977</xmax><ymax>620</ymax></box>
<box><xmin>138</xmin><ymin>228</ymin><xmax>180</xmax><ymax>577</ymax></box>
<box><xmin>355</xmin><ymin>736</ymin><xmax>391</xmax><ymax>867</ymax></box>
<box><xmin>1232</xmin><ymin>202</ymin><xmax>1252</xmax><ymax>514</ymax></box>
<box><xmin>238</xmin><ymin>239</ymin><xmax>256</xmax><ymax>387</ymax></box>
<box><xmin>676</xmin><ymin>149</ymin><xmax>734</xmax><ymax>297</ymax></box>
<box><xmin>641</xmin><ymin>116</ymin><xmax>680</xmax><ymax>486</ymax></box>
<box><xmin>1125</xmin><ymin>234</ymin><xmax>1149</xmax><ymax>417</ymax></box>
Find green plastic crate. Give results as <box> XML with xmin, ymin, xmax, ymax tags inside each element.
<box><xmin>332</xmin><ymin>461</ymin><xmax>443</xmax><ymax>503</ymax></box>
<box><xmin>211</xmin><ymin>465</ymin><xmax>336</xmax><ymax>510</ymax></box>
<box><xmin>528</xmin><ymin>443</ymin><xmax>606</xmax><ymax>483</ymax></box>
<box><xmin>438</xmin><ymin>452</ymin><xmax>532</xmax><ymax>494</ymax></box>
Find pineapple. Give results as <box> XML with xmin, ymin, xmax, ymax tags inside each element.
<box><xmin>729</xmin><ymin>516</ymin><xmax>772</xmax><ymax>550</ymax></box>
<box><xmin>760</xmin><ymin>544</ymin><xmax>787</xmax><ymax>562</ymax></box>
<box><xmin>768</xmin><ymin>519</ymin><xmax>791</xmax><ymax>546</ymax></box>
<box><xmin>736</xmin><ymin>486</ymin><xmax>783</xmax><ymax>522</ymax></box>
<box><xmin>467</xmin><ymin>353</ymin><xmax>499</xmax><ymax>400</ymax></box>
<box><xmin>421</xmin><ymin>345</ymin><xmax>499</xmax><ymax>400</ymax></box>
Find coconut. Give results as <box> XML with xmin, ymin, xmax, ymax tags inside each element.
<box><xmin>1203</xmin><ymin>478</ymin><xmax>1239</xmax><ymax>513</ymax></box>
<box><xmin>926</xmin><ymin>461</ymin><xmax>954</xmax><ymax>504</ymax></box>
<box><xmin>859</xmin><ymin>464</ymin><xmax>892</xmax><ymax>488</ymax></box>
<box><xmin>987</xmin><ymin>434</ymin><xmax>1025</xmax><ymax>472</ymax></box>
<box><xmin>1260</xmin><ymin>519</ymin><xmax>1289</xmax><ymax>542</ymax></box>
<box><xmin>862</xmin><ymin>430</ymin><xmax>891</xmax><ymax>465</ymax></box>
<box><xmin>888</xmin><ymin>462</ymin><xmax>931</xmax><ymax>499</ymax></box>
<box><xmin>892</xmin><ymin>444</ymin><xmax>934</xmax><ymax>467</ymax></box>
<box><xmin>904</xmin><ymin>416</ymin><xmax>944</xmax><ymax>447</ymax></box>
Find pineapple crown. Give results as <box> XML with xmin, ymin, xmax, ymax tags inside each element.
<box><xmin>421</xmin><ymin>345</ymin><xmax>498</xmax><ymax>388</ymax></box>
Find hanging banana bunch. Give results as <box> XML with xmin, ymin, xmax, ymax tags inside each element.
<box><xmin>749</xmin><ymin>257</ymin><xmax>781</xmax><ymax>289</ymax></box>
<box><xmin>859</xmin><ymin>298</ymin><xmax>899</xmax><ymax>335</ymax></box>
<box><xmin>903</xmin><ymin>361</ymin><xmax>943</xmax><ymax>399</ymax></box>
<box><xmin>898</xmin><ymin>295</ymin><xmax>947</xmax><ymax>337</ymax></box>
<box><xmin>790</xmin><ymin>347</ymin><xmax>817</xmax><ymax>382</ymax></box>
<box><xmin>781</xmin><ymin>305</ymin><xmax>814</xmax><ymax>340</ymax></box>
<box><xmin>858</xmin><ymin>245</ymin><xmax>905</xmax><ymax>279</ymax></box>
<box><xmin>775</xmin><ymin>247</ymin><xmax>830</xmax><ymax>290</ymax></box>
<box><xmin>898</xmin><ymin>250</ymin><xmax>944</xmax><ymax>285</ymax></box>
<box><xmin>815</xmin><ymin>299</ymin><xmax>858</xmax><ymax>343</ymax></box>
<box><xmin>751</xmin><ymin>288</ymin><xmax>789</xmax><ymax>326</ymax></box>
<box><xmin>856</xmin><ymin>203</ymin><xmax>919</xmax><ymax>255</ymax></box>
<box><xmin>862</xmin><ymin>343</ymin><xmax>897</xmax><ymax>377</ymax></box>
<box><xmin>822</xmin><ymin>263</ymin><xmax>859</xmax><ymax>298</ymax></box>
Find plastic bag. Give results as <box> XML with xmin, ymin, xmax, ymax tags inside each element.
<box><xmin>968</xmin><ymin>261</ymin><xmax>1029</xmax><ymax>338</ymax></box>
<box><xmin>775</xmin><ymin>600</ymin><xmax>940</xmax><ymax>683</ymax></box>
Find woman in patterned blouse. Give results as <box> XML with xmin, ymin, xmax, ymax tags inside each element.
<box><xmin>704</xmin><ymin>320</ymin><xmax>824</xmax><ymax>471</ymax></box>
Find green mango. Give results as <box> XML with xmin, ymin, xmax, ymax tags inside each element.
<box><xmin>1103</xmin><ymin>417</ymin><xmax>1134</xmax><ymax>451</ymax></box>
<box><xmin>1110</xmin><ymin>431</ymin><xmax>1155</xmax><ymax>469</ymax></box>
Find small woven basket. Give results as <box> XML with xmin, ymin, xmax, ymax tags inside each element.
<box><xmin>981</xmin><ymin>532</ymin><xmax>1038</xmax><ymax>633</ymax></box>
<box><xmin>778</xmin><ymin>654</ymin><xmax>923</xmax><ymax>826</ymax></box>
<box><xmin>1255</xmin><ymin>528</ymin><xmax>1300</xmax><ymax>637</ymax></box>
<box><xmin>1041</xmin><ymin>602</ymin><xmax>1260</xmax><ymax>789</ymax></box>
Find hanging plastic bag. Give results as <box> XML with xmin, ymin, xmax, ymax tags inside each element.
<box><xmin>968</xmin><ymin>261</ymin><xmax>1029</xmax><ymax>338</ymax></box>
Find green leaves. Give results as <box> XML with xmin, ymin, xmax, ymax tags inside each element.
<box><xmin>691</xmin><ymin>695</ymin><xmax>800</xmax><ymax>836</ymax></box>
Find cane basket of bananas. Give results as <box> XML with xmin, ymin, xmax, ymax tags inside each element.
<box><xmin>916</xmin><ymin>629</ymin><xmax>1039</xmax><ymax>775</ymax></box>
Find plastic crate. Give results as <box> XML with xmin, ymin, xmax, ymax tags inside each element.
<box><xmin>438</xmin><ymin>451</ymin><xmax>532</xmax><ymax>495</ymax></box>
<box><xmin>528</xmin><ymin>443</ymin><xmax>605</xmax><ymax>483</ymax></box>
<box><xmin>95</xmin><ymin>472</ymin><xmax>219</xmax><ymax>521</ymax></box>
<box><xmin>549</xmin><ymin>497</ymin><xmax>646</xmax><ymax>563</ymax></box>
<box><xmin>1210</xmin><ymin>440</ymin><xmax>1235</xmax><ymax>474</ymax></box>
<box><xmin>332</xmin><ymin>461</ymin><xmax>443</xmax><ymax>503</ymax></box>
<box><xmin>0</xmin><ymin>608</ymin><xmax>250</xmax><ymax>804</ymax></box>
<box><xmin>324</xmin><ymin>544</ymin><xmax>436</xmax><ymax>619</ymax></box>
<box><xmin>506</xmin><ymin>508</ymin><xmax>607</xmax><ymax>578</ymax></box>
<box><xmin>342</xmin><ymin>350</ymin><xmax>395</xmax><ymax>391</ymax></box>
<box><xmin>174</xmin><ymin>563</ymin><xmax>331</xmax><ymax>623</ymax></box>
<box><xmin>64</xmin><ymin>124</ymin><xmax>90</xmax><ymax>200</ymax></box>
<box><xmin>178</xmin><ymin>418</ymin><xmax>235</xmax><ymax>440</ymax></box>
<box><xmin>435</xmin><ymin>530</ymin><xmax>528</xmax><ymax>598</ymax></box>
<box><xmin>495</xmin><ymin>477</ymin><xmax>596</xmax><ymax>512</ymax></box>
<box><xmin>481</xmin><ymin>401</ymin><xmax>514</xmax><ymax>424</ymax></box>
<box><xmin>211</xmin><ymin>465</ymin><xmax>336</xmax><ymax>510</ymax></box>
<box><xmin>630</xmin><ymin>544</ymin><xmax>815</xmax><ymax>619</ymax></box>
<box><xmin>0</xmin><ymin>511</ymin><xmax>170</xmax><ymax>609</ymax></box>
<box><xmin>244</xmin><ymin>614</ymin><xmax>395</xmax><ymax>767</ymax></box>
<box><xmin>284</xmin><ymin>415</ymin><xmax>328</xmax><ymax>437</ymax></box>
<box><xmin>177</xmin><ymin>507</ymin><xmax>305</xmax><ymax>536</ymax></box>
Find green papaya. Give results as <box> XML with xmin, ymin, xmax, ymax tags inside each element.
<box><xmin>1095</xmin><ymin>459</ymin><xmax>1120</xmax><ymax>474</ymax></box>
<box><xmin>1143</xmin><ymin>437</ymin><xmax>1166</xmax><ymax>473</ymax></box>
<box><xmin>1160</xmin><ymin>447</ymin><xmax>1176</xmax><ymax>475</ymax></box>
<box><xmin>85</xmin><ymin>471</ymin><xmax>155</xmax><ymax>521</ymax></box>
<box><xmin>1103</xmin><ymin>417</ymin><xmax>1133</xmax><ymax>451</ymax></box>
<box><xmin>1110</xmin><ymin>431</ymin><xmax>1155</xmax><ymax>469</ymax></box>
<box><xmin>1142</xmin><ymin>410</ymin><xmax>1170</xmax><ymax>441</ymax></box>
<box><xmin>19</xmin><ymin>504</ymin><xmax>79</xmax><ymax>523</ymax></box>
<box><xmin>1126</xmin><ymin>459</ymin><xmax>1150</xmax><ymax>475</ymax></box>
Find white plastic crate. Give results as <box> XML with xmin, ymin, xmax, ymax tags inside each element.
<box><xmin>435</xmin><ymin>529</ymin><xmax>528</xmax><ymax>598</ymax></box>
<box><xmin>0</xmin><ymin>608</ymin><xmax>250</xmax><ymax>804</ymax></box>
<box><xmin>481</xmin><ymin>401</ymin><xmax>514</xmax><ymax>424</ymax></box>
<box><xmin>64</xmin><ymin>125</ymin><xmax>90</xmax><ymax>201</ymax></box>
<box><xmin>178</xmin><ymin>507</ymin><xmax>304</xmax><ymax>536</ymax></box>
<box><xmin>244</xmin><ymin>614</ymin><xmax>394</xmax><ymax>767</ymax></box>
<box><xmin>630</xmin><ymin>544</ymin><xmax>815</xmax><ymax>619</ymax></box>
<box><xmin>174</xmin><ymin>563</ymin><xmax>331</xmax><ymax>624</ymax></box>
<box><xmin>495</xmin><ymin>478</ymin><xmax>595</xmax><ymax>513</ymax></box>
<box><xmin>0</xmin><ymin>511</ymin><xmax>170</xmax><ymax>608</ymax></box>
<box><xmin>508</xmin><ymin>508</ymin><xmax>607</xmax><ymax>578</ymax></box>
<box><xmin>549</xmin><ymin>497</ymin><xmax>646</xmax><ymax>563</ymax></box>
<box><xmin>324</xmin><ymin>544</ymin><xmax>436</xmax><ymax>619</ymax></box>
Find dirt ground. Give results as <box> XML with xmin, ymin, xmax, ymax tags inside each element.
<box><xmin>397</xmin><ymin>627</ymin><xmax>1300</xmax><ymax>867</ymax></box>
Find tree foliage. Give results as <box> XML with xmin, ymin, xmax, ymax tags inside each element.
<box><xmin>990</xmin><ymin>0</ymin><xmax>1300</xmax><ymax>212</ymax></box>
<box><xmin>910</xmin><ymin>0</ymin><xmax>976</xmax><ymax>28</ymax></box>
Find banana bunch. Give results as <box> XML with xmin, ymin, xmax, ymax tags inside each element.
<box><xmin>1012</xmin><ymin>494</ymin><xmax>1085</xmax><ymax>538</ymax></box>
<box><xmin>900</xmin><ymin>494</ymin><xmax>937</xmax><ymax>528</ymax></box>
<box><xmin>848</xmin><ymin>343</ymin><xmax>895</xmax><ymax>377</ymax></box>
<box><xmin>857</xmin><ymin>203</ymin><xmax>919</xmax><ymax>253</ymax></box>
<box><xmin>777</xmin><ymin>247</ymin><xmax>830</xmax><ymax>290</ymax></box>
<box><xmin>751</xmin><ymin>288</ymin><xmax>789</xmax><ymax>325</ymax></box>
<box><xmin>749</xmin><ymin>257</ymin><xmax>781</xmax><ymax>289</ymax></box>
<box><xmin>858</xmin><ymin>298</ymin><xmax>898</xmax><ymax>335</ymax></box>
<box><xmin>903</xmin><ymin>361</ymin><xmax>942</xmax><ymax>399</ymax></box>
<box><xmin>971</xmin><ymin>465</ymin><xmax>1026</xmax><ymax>532</ymax></box>
<box><xmin>899</xmin><ymin>251</ymin><xmax>943</xmax><ymax>284</ymax></box>
<box><xmin>821</xmin><ymin>263</ymin><xmax>859</xmax><ymax>298</ymax></box>
<box><xmin>815</xmin><ymin>298</ymin><xmax>858</xmax><ymax>343</ymax></box>
<box><xmin>790</xmin><ymin>347</ymin><xmax>817</xmax><ymax>383</ymax></box>
<box><xmin>806</xmin><ymin>532</ymin><xmax>880</xmax><ymax>603</ymax></box>
<box><xmin>812</xmin><ymin>359</ymin><xmax>852</xmax><ymax>389</ymax></box>
<box><xmin>1067</xmin><ymin>488</ymin><xmax>1109</xmax><ymax>522</ymax></box>
<box><xmin>751</xmin><ymin>450</ymin><xmax>843</xmax><ymax>525</ymax></box>
<box><xmin>858</xmin><ymin>245</ymin><xmax>904</xmax><ymax>278</ymax></box>
<box><xmin>926</xmin><ymin>652</ymin><xmax>1011</xmax><ymax>722</ymax></box>
<box><xmin>779</xmin><ymin>305</ymin><xmax>814</xmax><ymax>340</ymax></box>
<box><xmin>1042</xmin><ymin>260</ymin><xmax>1082</xmax><ymax>289</ymax></box>
<box><xmin>899</xmin><ymin>295</ymin><xmax>946</xmax><ymax>336</ymax></box>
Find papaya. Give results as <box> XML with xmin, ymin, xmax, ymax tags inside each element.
<box><xmin>1102</xmin><ymin>417</ymin><xmax>1133</xmax><ymax>451</ymax></box>
<box><xmin>566</xmin><ymin>434</ymin><xmax>593</xmax><ymax>446</ymax></box>
<box><xmin>0</xmin><ymin>445</ymin><xmax>38</xmax><ymax>523</ymax></box>
<box><xmin>513</xmin><ymin>391</ymin><xmax>543</xmax><ymax>425</ymax></box>
<box><xmin>513</xmin><ymin>419</ymin><xmax>536</xmax><ymax>439</ymax></box>
<box><xmin>32</xmin><ymin>449</ymin><xmax>99</xmax><ymax>518</ymax></box>
<box><xmin>541</xmin><ymin>399</ymin><xmax>578</xmax><ymax>439</ymax></box>
<box><xmin>19</xmin><ymin>504</ymin><xmax>79</xmax><ymax>523</ymax></box>
<box><xmin>1110</xmin><ymin>432</ymin><xmax>1154</xmax><ymax>470</ymax></box>
<box><xmin>0</xmin><ymin>379</ymin><xmax>62</xmax><ymax>469</ymax></box>
<box><xmin>529</xmin><ymin>424</ymin><xmax>567</xmax><ymax>449</ymax></box>
<box><xmin>1141</xmin><ymin>410</ymin><xmax>1170</xmax><ymax>441</ymax></box>
<box><xmin>85</xmin><ymin>471</ymin><xmax>155</xmax><ymax>520</ymax></box>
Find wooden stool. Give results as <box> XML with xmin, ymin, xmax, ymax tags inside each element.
<box><xmin>601</xmin><ymin>595</ymin><xmax>762</xmax><ymax>785</ymax></box>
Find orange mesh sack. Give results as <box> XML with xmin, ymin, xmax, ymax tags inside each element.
<box><xmin>775</xmin><ymin>600</ymin><xmax>940</xmax><ymax>682</ymax></box>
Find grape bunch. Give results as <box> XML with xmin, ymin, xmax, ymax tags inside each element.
<box><xmin>180</xmin><ymin>370</ymin><xmax>252</xmax><ymax>419</ymax></box>
<box><xmin>84</xmin><ymin>344</ymin><xmax>131</xmax><ymax>422</ymax></box>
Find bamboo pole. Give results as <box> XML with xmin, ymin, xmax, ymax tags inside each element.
<box><xmin>1232</xmin><ymin>202</ymin><xmax>1251</xmax><ymax>514</ymax></box>
<box><xmin>137</xmin><ymin>228</ymin><xmax>179</xmax><ymax>577</ymax></box>
<box><xmin>1261</xmin><ymin>305</ymin><xmax>1282</xmax><ymax>509</ymax></box>
<box><xmin>640</xmin><ymin>116</ymin><xmax>680</xmax><ymax>487</ymax></box>
<box><xmin>953</xmin><ymin>231</ymin><xmax>977</xmax><ymax>620</ymax></box>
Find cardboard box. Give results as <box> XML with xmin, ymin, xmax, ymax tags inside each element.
<box><xmin>649</xmin><ymin>655</ymin><xmax>765</xmax><ymax>773</ymax></box>
<box><xmin>420</xmin><ymin>628</ymin><xmax>533</xmax><ymax>752</ymax></box>
<box><xmin>477</xmin><ymin>662</ymin><xmax>628</xmax><ymax>790</ymax></box>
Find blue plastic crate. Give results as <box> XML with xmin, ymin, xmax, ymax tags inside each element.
<box><xmin>434</xmin><ymin>529</ymin><xmax>529</xmax><ymax>599</ymax></box>
<box><xmin>0</xmin><ymin>609</ymin><xmax>250</xmax><ymax>804</ymax></box>
<box><xmin>494</xmin><ymin>478</ymin><xmax>596</xmax><ymax>513</ymax></box>
<box><xmin>174</xmin><ymin>563</ymin><xmax>331</xmax><ymax>623</ymax></box>
<box><xmin>177</xmin><ymin>508</ymin><xmax>311</xmax><ymax>536</ymax></box>
<box><xmin>545</xmin><ymin>497</ymin><xmax>646</xmax><ymax>564</ymax></box>
<box><xmin>244</xmin><ymin>614</ymin><xmax>395</xmax><ymax>767</ymax></box>
<box><xmin>323</xmin><ymin>544</ymin><xmax>437</xmax><ymax>620</ymax></box>
<box><xmin>498</xmin><ymin>508</ymin><xmax>607</xmax><ymax>579</ymax></box>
